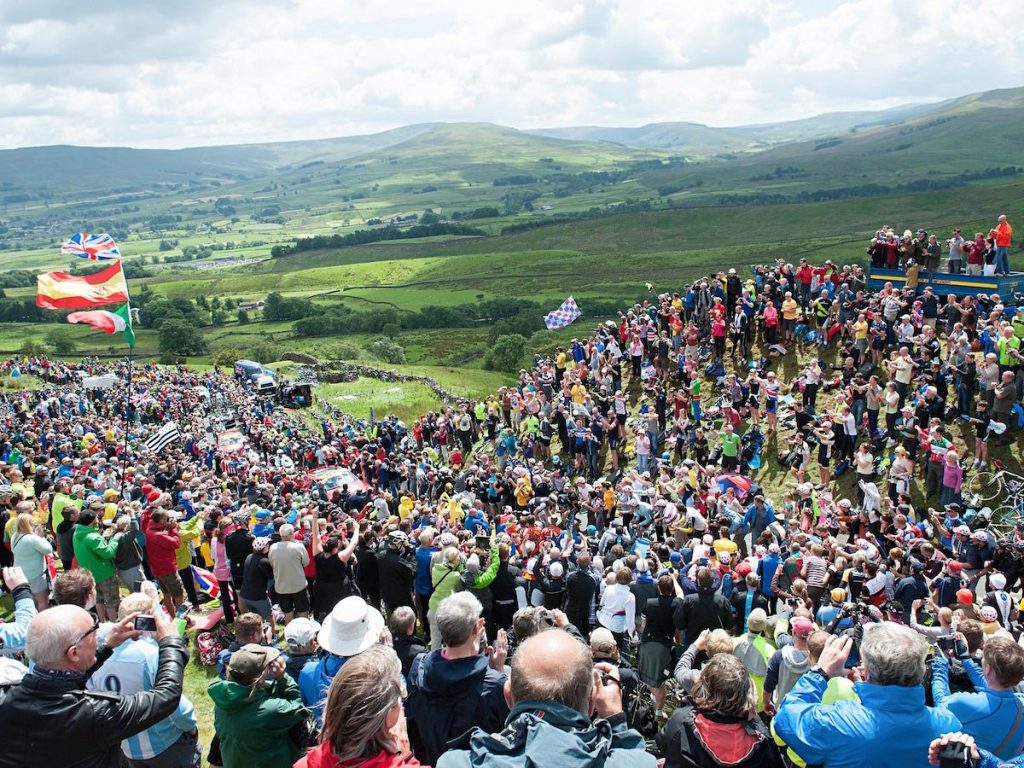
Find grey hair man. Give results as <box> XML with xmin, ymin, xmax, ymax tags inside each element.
<box><xmin>773</xmin><ymin>622</ymin><xmax>961</xmax><ymax>768</ymax></box>
<box><xmin>406</xmin><ymin>592</ymin><xmax>510</xmax><ymax>766</ymax></box>
<box><xmin>268</xmin><ymin>523</ymin><xmax>310</xmax><ymax>624</ymax></box>
<box><xmin>438</xmin><ymin>629</ymin><xmax>656</xmax><ymax>768</ymax></box>
<box><xmin>0</xmin><ymin>603</ymin><xmax>186</xmax><ymax>768</ymax></box>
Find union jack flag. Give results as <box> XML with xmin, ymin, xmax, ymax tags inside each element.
<box><xmin>191</xmin><ymin>565</ymin><xmax>221</xmax><ymax>598</ymax></box>
<box><xmin>544</xmin><ymin>296</ymin><xmax>582</xmax><ymax>330</ymax></box>
<box><xmin>60</xmin><ymin>233</ymin><xmax>122</xmax><ymax>260</ymax></box>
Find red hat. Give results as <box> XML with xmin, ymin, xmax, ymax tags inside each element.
<box><xmin>791</xmin><ymin>617</ymin><xmax>815</xmax><ymax>637</ymax></box>
<box><xmin>146</xmin><ymin>490</ymin><xmax>161</xmax><ymax>504</ymax></box>
<box><xmin>946</xmin><ymin>561</ymin><xmax>962</xmax><ymax>573</ymax></box>
<box><xmin>956</xmin><ymin>588</ymin><xmax>974</xmax><ymax>605</ymax></box>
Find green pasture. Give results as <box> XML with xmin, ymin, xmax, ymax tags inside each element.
<box><xmin>317</xmin><ymin>378</ymin><xmax>445</xmax><ymax>424</ymax></box>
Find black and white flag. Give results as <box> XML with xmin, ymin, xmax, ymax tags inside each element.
<box><xmin>144</xmin><ymin>421</ymin><xmax>181</xmax><ymax>453</ymax></box>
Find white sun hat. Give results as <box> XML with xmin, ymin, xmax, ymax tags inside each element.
<box><xmin>317</xmin><ymin>596</ymin><xmax>385</xmax><ymax>657</ymax></box>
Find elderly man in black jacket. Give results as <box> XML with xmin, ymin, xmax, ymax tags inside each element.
<box><xmin>0</xmin><ymin>603</ymin><xmax>188</xmax><ymax>768</ymax></box>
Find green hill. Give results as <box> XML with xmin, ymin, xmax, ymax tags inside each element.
<box><xmin>1</xmin><ymin>85</ymin><xmax>1022</xmax><ymax>275</ymax></box>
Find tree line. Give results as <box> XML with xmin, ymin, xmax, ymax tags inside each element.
<box><xmin>269</xmin><ymin>222</ymin><xmax>486</xmax><ymax>258</ymax></box>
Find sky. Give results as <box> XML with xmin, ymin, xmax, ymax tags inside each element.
<box><xmin>1</xmin><ymin>0</ymin><xmax>1021</xmax><ymax>149</ymax></box>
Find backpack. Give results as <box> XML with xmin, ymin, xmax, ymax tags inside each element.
<box><xmin>196</xmin><ymin>625</ymin><xmax>235</xmax><ymax>667</ymax></box>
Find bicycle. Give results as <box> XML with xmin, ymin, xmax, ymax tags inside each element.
<box><xmin>966</xmin><ymin>460</ymin><xmax>1024</xmax><ymax>536</ymax></box>
<box><xmin>964</xmin><ymin>460</ymin><xmax>1024</xmax><ymax>503</ymax></box>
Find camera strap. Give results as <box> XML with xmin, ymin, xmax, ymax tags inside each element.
<box><xmin>994</xmin><ymin>699</ymin><xmax>1023</xmax><ymax>756</ymax></box>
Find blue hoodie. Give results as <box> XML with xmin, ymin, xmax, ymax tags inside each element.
<box><xmin>298</xmin><ymin>653</ymin><xmax>346</xmax><ymax>725</ymax></box>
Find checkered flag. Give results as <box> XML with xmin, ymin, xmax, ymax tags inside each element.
<box><xmin>544</xmin><ymin>296</ymin><xmax>582</xmax><ymax>330</ymax></box>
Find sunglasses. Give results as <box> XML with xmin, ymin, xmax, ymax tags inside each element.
<box><xmin>67</xmin><ymin>616</ymin><xmax>100</xmax><ymax>653</ymax></box>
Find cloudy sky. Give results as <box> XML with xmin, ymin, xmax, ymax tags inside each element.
<box><xmin>1</xmin><ymin>0</ymin><xmax>1020</xmax><ymax>149</ymax></box>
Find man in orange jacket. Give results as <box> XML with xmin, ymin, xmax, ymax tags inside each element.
<box><xmin>990</xmin><ymin>214</ymin><xmax>1013</xmax><ymax>275</ymax></box>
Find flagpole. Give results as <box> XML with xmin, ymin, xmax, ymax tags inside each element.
<box><xmin>118</xmin><ymin>262</ymin><xmax>133</xmax><ymax>498</ymax></box>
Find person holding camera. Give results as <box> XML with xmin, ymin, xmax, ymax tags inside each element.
<box><xmin>0</xmin><ymin>599</ymin><xmax>188</xmax><ymax>768</ymax></box>
<box><xmin>209</xmin><ymin>643</ymin><xmax>310</xmax><ymax>768</ymax></box>
<box><xmin>72</xmin><ymin>504</ymin><xmax>121</xmax><ymax>622</ymax></box>
<box><xmin>774</xmin><ymin>625</ymin><xmax>961</xmax><ymax>768</ymax></box>
<box><xmin>437</xmin><ymin>628</ymin><xmax>655</xmax><ymax>768</ymax></box>
<box><xmin>932</xmin><ymin>636</ymin><xmax>1024</xmax><ymax>760</ymax></box>
<box><xmin>407</xmin><ymin>592</ymin><xmax>509</xmax><ymax>767</ymax></box>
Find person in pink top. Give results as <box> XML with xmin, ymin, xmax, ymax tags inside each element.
<box><xmin>762</xmin><ymin>303</ymin><xmax>779</xmax><ymax>345</ymax></box>
<box><xmin>209</xmin><ymin>517</ymin><xmax>237</xmax><ymax>623</ymax></box>
<box><xmin>941</xmin><ymin>450</ymin><xmax>963</xmax><ymax>507</ymax></box>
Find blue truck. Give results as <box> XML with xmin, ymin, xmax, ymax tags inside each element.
<box><xmin>866</xmin><ymin>267</ymin><xmax>1024</xmax><ymax>301</ymax></box>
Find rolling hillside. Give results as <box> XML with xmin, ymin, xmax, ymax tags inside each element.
<box><xmin>0</xmin><ymin>85</ymin><xmax>1021</xmax><ymax>275</ymax></box>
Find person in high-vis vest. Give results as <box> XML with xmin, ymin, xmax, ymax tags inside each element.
<box><xmin>732</xmin><ymin>608</ymin><xmax>775</xmax><ymax>714</ymax></box>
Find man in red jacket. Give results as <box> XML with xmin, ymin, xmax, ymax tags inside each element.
<box><xmin>143</xmin><ymin>510</ymin><xmax>183</xmax><ymax>614</ymax></box>
<box><xmin>795</xmin><ymin>259</ymin><xmax>814</xmax><ymax>310</ymax></box>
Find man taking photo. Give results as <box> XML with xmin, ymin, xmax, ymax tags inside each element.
<box><xmin>0</xmin><ymin>599</ymin><xmax>187</xmax><ymax>768</ymax></box>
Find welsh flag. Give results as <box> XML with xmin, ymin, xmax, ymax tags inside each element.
<box><xmin>67</xmin><ymin>303</ymin><xmax>136</xmax><ymax>348</ymax></box>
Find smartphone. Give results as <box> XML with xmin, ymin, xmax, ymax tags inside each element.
<box><xmin>134</xmin><ymin>615</ymin><xmax>158</xmax><ymax>632</ymax></box>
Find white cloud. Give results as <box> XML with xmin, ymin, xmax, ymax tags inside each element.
<box><xmin>0</xmin><ymin>0</ymin><xmax>1020</xmax><ymax>148</ymax></box>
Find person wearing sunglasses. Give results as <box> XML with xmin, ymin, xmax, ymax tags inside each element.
<box><xmin>0</xmin><ymin>601</ymin><xmax>187</xmax><ymax>768</ymax></box>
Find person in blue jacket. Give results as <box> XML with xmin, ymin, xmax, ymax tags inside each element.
<box><xmin>437</xmin><ymin>628</ymin><xmax>655</xmax><ymax>768</ymax></box>
<box><xmin>932</xmin><ymin>636</ymin><xmax>1024</xmax><ymax>760</ymax></box>
<box><xmin>0</xmin><ymin>567</ymin><xmax>36</xmax><ymax>655</ymax></box>
<box><xmin>298</xmin><ymin>595</ymin><xmax>385</xmax><ymax>725</ymax></box>
<box><xmin>774</xmin><ymin>623</ymin><xmax>961</xmax><ymax>768</ymax></box>
<box><xmin>743</xmin><ymin>494</ymin><xmax>776</xmax><ymax>543</ymax></box>
<box><xmin>414</xmin><ymin>529</ymin><xmax>438</xmax><ymax>627</ymax></box>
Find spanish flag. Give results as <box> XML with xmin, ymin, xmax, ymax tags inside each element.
<box><xmin>36</xmin><ymin>261</ymin><xmax>129</xmax><ymax>310</ymax></box>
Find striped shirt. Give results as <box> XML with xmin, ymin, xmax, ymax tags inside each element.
<box><xmin>803</xmin><ymin>555</ymin><xmax>829</xmax><ymax>588</ymax></box>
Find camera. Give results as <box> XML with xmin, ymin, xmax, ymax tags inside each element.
<box><xmin>133</xmin><ymin>615</ymin><xmax>158</xmax><ymax>632</ymax></box>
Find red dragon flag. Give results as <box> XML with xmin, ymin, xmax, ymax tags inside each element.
<box><xmin>36</xmin><ymin>261</ymin><xmax>129</xmax><ymax>310</ymax></box>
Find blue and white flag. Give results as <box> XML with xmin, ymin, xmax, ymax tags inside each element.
<box><xmin>544</xmin><ymin>296</ymin><xmax>581</xmax><ymax>330</ymax></box>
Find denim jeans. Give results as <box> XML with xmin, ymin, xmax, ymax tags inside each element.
<box><xmin>851</xmin><ymin>399</ymin><xmax>866</xmax><ymax>431</ymax></box>
<box><xmin>957</xmin><ymin>384</ymin><xmax>974</xmax><ymax>416</ymax></box>
<box><xmin>995</xmin><ymin>245</ymin><xmax>1010</xmax><ymax>274</ymax></box>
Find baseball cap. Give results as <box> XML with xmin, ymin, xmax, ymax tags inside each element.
<box><xmin>831</xmin><ymin>588</ymin><xmax>847</xmax><ymax>603</ymax></box>
<box><xmin>989</xmin><ymin>573</ymin><xmax>1007</xmax><ymax>590</ymax></box>
<box><xmin>956</xmin><ymin>588</ymin><xmax>974</xmax><ymax>605</ymax></box>
<box><xmin>791</xmin><ymin>617</ymin><xmax>814</xmax><ymax>637</ymax></box>
<box><xmin>284</xmin><ymin>618</ymin><xmax>321</xmax><ymax>651</ymax></box>
<box><xmin>590</xmin><ymin>627</ymin><xmax>617</xmax><ymax>654</ymax></box>
<box><xmin>747</xmin><ymin>608</ymin><xmax>768</xmax><ymax>633</ymax></box>
<box><xmin>946</xmin><ymin>561</ymin><xmax>963</xmax><ymax>573</ymax></box>
<box><xmin>227</xmin><ymin>643</ymin><xmax>281</xmax><ymax>686</ymax></box>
